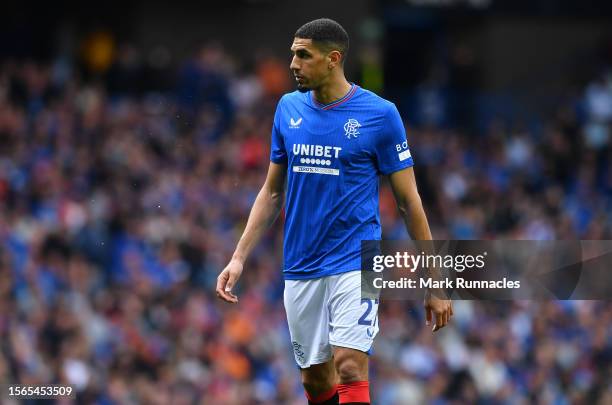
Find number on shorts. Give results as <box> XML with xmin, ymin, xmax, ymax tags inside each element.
<box><xmin>358</xmin><ymin>298</ymin><xmax>378</xmax><ymax>326</ymax></box>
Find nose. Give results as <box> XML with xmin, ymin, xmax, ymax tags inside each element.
<box><xmin>290</xmin><ymin>55</ymin><xmax>300</xmax><ymax>72</ymax></box>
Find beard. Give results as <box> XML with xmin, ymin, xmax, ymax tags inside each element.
<box><xmin>296</xmin><ymin>83</ymin><xmax>308</xmax><ymax>93</ymax></box>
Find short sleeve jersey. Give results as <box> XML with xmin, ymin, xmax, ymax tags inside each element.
<box><xmin>270</xmin><ymin>84</ymin><xmax>414</xmax><ymax>279</ymax></box>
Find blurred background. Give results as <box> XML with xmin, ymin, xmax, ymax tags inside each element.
<box><xmin>1</xmin><ymin>0</ymin><xmax>611</xmax><ymax>404</ymax></box>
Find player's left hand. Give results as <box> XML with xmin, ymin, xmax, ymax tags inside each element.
<box><xmin>424</xmin><ymin>290</ymin><xmax>453</xmax><ymax>332</ymax></box>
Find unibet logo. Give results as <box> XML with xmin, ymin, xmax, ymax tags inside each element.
<box><xmin>292</xmin><ymin>143</ymin><xmax>342</xmax><ymax>158</ymax></box>
<box><xmin>292</xmin><ymin>143</ymin><xmax>342</xmax><ymax>176</ymax></box>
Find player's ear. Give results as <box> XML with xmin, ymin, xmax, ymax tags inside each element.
<box><xmin>328</xmin><ymin>50</ymin><xmax>342</xmax><ymax>69</ymax></box>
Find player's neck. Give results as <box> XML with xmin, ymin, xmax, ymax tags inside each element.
<box><xmin>312</xmin><ymin>77</ymin><xmax>352</xmax><ymax>105</ymax></box>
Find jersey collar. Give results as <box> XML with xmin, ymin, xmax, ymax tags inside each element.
<box><xmin>310</xmin><ymin>83</ymin><xmax>358</xmax><ymax>110</ymax></box>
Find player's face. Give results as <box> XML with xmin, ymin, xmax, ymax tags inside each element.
<box><xmin>290</xmin><ymin>38</ymin><xmax>331</xmax><ymax>93</ymax></box>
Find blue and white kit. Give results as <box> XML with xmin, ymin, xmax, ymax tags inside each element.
<box><xmin>270</xmin><ymin>84</ymin><xmax>414</xmax><ymax>367</ymax></box>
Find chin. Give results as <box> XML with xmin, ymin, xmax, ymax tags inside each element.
<box><xmin>296</xmin><ymin>83</ymin><xmax>309</xmax><ymax>93</ymax></box>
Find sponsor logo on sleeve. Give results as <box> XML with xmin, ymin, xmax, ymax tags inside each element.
<box><xmin>398</xmin><ymin>149</ymin><xmax>412</xmax><ymax>161</ymax></box>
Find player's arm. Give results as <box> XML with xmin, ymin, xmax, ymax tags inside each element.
<box><xmin>387</xmin><ymin>167</ymin><xmax>453</xmax><ymax>332</ymax></box>
<box><xmin>216</xmin><ymin>161</ymin><xmax>287</xmax><ymax>303</ymax></box>
<box><xmin>388</xmin><ymin>167</ymin><xmax>431</xmax><ymax>240</ymax></box>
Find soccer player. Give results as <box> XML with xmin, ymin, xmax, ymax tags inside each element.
<box><xmin>216</xmin><ymin>18</ymin><xmax>453</xmax><ymax>405</ymax></box>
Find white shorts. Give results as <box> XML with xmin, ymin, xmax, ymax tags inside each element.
<box><xmin>284</xmin><ymin>271</ymin><xmax>380</xmax><ymax>368</ymax></box>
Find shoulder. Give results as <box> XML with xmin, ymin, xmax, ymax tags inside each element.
<box><xmin>354</xmin><ymin>89</ymin><xmax>405</xmax><ymax>142</ymax></box>
<box><xmin>354</xmin><ymin>87</ymin><xmax>398</xmax><ymax>116</ymax></box>
<box><xmin>277</xmin><ymin>90</ymin><xmax>308</xmax><ymax>107</ymax></box>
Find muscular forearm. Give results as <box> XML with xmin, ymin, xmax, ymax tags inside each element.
<box><xmin>397</xmin><ymin>195</ymin><xmax>447</xmax><ymax>280</ymax></box>
<box><xmin>397</xmin><ymin>194</ymin><xmax>432</xmax><ymax>241</ymax></box>
<box><xmin>397</xmin><ymin>194</ymin><xmax>451</xmax><ymax>304</ymax></box>
<box><xmin>232</xmin><ymin>186</ymin><xmax>284</xmax><ymax>263</ymax></box>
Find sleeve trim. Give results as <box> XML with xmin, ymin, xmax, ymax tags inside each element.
<box><xmin>270</xmin><ymin>156</ymin><xmax>287</xmax><ymax>164</ymax></box>
<box><xmin>379</xmin><ymin>158</ymin><xmax>414</xmax><ymax>175</ymax></box>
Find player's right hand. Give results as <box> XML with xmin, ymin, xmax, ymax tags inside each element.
<box><xmin>216</xmin><ymin>259</ymin><xmax>244</xmax><ymax>303</ymax></box>
<box><xmin>424</xmin><ymin>289</ymin><xmax>453</xmax><ymax>333</ymax></box>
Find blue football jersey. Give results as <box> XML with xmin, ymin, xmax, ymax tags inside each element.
<box><xmin>270</xmin><ymin>84</ymin><xmax>414</xmax><ymax>280</ymax></box>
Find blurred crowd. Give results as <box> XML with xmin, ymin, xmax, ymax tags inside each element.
<box><xmin>0</xmin><ymin>40</ymin><xmax>611</xmax><ymax>404</ymax></box>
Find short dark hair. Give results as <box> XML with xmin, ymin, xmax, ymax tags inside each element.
<box><xmin>295</xmin><ymin>18</ymin><xmax>349</xmax><ymax>63</ymax></box>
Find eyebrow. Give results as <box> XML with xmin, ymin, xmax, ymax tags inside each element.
<box><xmin>290</xmin><ymin>47</ymin><xmax>310</xmax><ymax>53</ymax></box>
